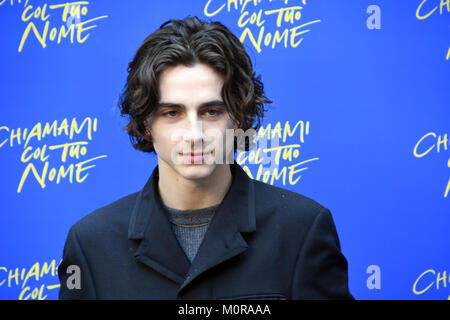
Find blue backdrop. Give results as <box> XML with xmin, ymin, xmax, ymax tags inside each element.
<box><xmin>1</xmin><ymin>0</ymin><xmax>449</xmax><ymax>300</ymax></box>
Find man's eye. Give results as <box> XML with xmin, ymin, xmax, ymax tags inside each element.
<box><xmin>163</xmin><ymin>110</ymin><xmax>179</xmax><ymax>118</ymax></box>
<box><xmin>205</xmin><ymin>109</ymin><xmax>221</xmax><ymax>116</ymax></box>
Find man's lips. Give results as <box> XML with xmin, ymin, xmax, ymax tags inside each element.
<box><xmin>178</xmin><ymin>151</ymin><xmax>213</xmax><ymax>163</ymax></box>
<box><xmin>179</xmin><ymin>151</ymin><xmax>212</xmax><ymax>156</ymax></box>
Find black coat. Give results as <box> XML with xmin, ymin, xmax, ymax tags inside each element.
<box><xmin>58</xmin><ymin>163</ymin><xmax>353</xmax><ymax>300</ymax></box>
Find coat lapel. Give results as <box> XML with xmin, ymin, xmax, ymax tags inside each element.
<box><xmin>128</xmin><ymin>166</ymin><xmax>191</xmax><ymax>285</ymax></box>
<box><xmin>178</xmin><ymin>163</ymin><xmax>256</xmax><ymax>293</ymax></box>
<box><xmin>128</xmin><ymin>163</ymin><xmax>256</xmax><ymax>292</ymax></box>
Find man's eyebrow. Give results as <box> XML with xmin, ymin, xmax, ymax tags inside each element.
<box><xmin>156</xmin><ymin>100</ymin><xmax>226</xmax><ymax>109</ymax></box>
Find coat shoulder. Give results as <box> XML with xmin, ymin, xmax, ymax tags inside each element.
<box><xmin>251</xmin><ymin>179</ymin><xmax>328</xmax><ymax>225</ymax></box>
<box><xmin>71</xmin><ymin>191</ymin><xmax>140</xmax><ymax>236</ymax></box>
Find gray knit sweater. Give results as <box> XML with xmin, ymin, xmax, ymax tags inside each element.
<box><xmin>163</xmin><ymin>204</ymin><xmax>219</xmax><ymax>263</ymax></box>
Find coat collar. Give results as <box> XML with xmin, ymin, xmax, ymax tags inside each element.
<box><xmin>128</xmin><ymin>163</ymin><xmax>256</xmax><ymax>293</ymax></box>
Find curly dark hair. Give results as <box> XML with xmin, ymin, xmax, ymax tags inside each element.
<box><xmin>118</xmin><ymin>16</ymin><xmax>272</xmax><ymax>153</ymax></box>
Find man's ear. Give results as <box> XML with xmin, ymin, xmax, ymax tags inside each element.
<box><xmin>143</xmin><ymin>124</ymin><xmax>152</xmax><ymax>141</ymax></box>
<box><xmin>233</xmin><ymin>120</ymin><xmax>239</xmax><ymax>131</ymax></box>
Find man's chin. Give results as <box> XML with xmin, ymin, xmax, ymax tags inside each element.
<box><xmin>174</xmin><ymin>163</ymin><xmax>217</xmax><ymax>181</ymax></box>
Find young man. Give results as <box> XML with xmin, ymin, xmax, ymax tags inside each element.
<box><xmin>58</xmin><ymin>17</ymin><xmax>353</xmax><ymax>300</ymax></box>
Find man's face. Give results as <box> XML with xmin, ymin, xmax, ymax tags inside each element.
<box><xmin>148</xmin><ymin>63</ymin><xmax>236</xmax><ymax>181</ymax></box>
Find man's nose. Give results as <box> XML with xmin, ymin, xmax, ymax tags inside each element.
<box><xmin>183</xmin><ymin>117</ymin><xmax>204</xmax><ymax>145</ymax></box>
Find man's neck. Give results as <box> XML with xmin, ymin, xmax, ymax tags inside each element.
<box><xmin>157</xmin><ymin>162</ymin><xmax>233</xmax><ymax>210</ymax></box>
